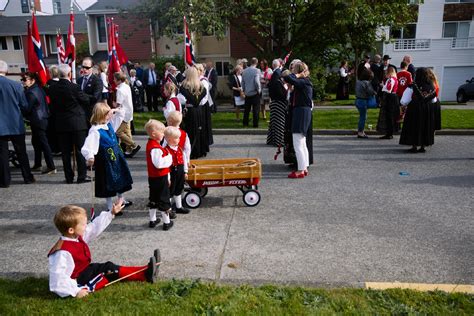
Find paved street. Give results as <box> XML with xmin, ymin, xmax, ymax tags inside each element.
<box><xmin>0</xmin><ymin>134</ymin><xmax>473</xmax><ymax>288</ymax></box>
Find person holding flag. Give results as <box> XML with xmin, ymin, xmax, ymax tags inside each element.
<box><xmin>27</xmin><ymin>11</ymin><xmax>49</xmax><ymax>86</ymax></box>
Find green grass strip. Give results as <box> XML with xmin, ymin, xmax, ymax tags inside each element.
<box><xmin>133</xmin><ymin>109</ymin><xmax>474</xmax><ymax>131</ymax></box>
<box><xmin>0</xmin><ymin>278</ymin><xmax>472</xmax><ymax>315</ymax></box>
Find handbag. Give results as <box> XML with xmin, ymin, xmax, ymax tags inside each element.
<box><xmin>366</xmin><ymin>96</ymin><xmax>378</xmax><ymax>109</ymax></box>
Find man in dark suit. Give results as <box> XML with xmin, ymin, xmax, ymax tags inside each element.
<box><xmin>142</xmin><ymin>62</ymin><xmax>160</xmax><ymax>112</ymax></box>
<box><xmin>382</xmin><ymin>55</ymin><xmax>398</xmax><ymax>74</ymax></box>
<box><xmin>134</xmin><ymin>62</ymin><xmax>144</xmax><ymax>82</ymax></box>
<box><xmin>205</xmin><ymin>60</ymin><xmax>218</xmax><ymax>112</ymax></box>
<box><xmin>77</xmin><ymin>57</ymin><xmax>103</xmax><ymax>121</ymax></box>
<box><xmin>48</xmin><ymin>64</ymin><xmax>90</xmax><ymax>184</ymax></box>
<box><xmin>0</xmin><ymin>60</ymin><xmax>35</xmax><ymax>187</ymax></box>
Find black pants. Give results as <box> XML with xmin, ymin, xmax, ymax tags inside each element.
<box><xmin>243</xmin><ymin>94</ymin><xmax>260</xmax><ymax>127</ymax></box>
<box><xmin>169</xmin><ymin>165</ymin><xmax>185</xmax><ymax>196</ymax></box>
<box><xmin>210</xmin><ymin>89</ymin><xmax>217</xmax><ymax>113</ymax></box>
<box><xmin>145</xmin><ymin>85</ymin><xmax>159</xmax><ymax>112</ymax></box>
<box><xmin>31</xmin><ymin>125</ymin><xmax>55</xmax><ymax>169</ymax></box>
<box><xmin>148</xmin><ymin>176</ymin><xmax>171</xmax><ymax>211</ymax></box>
<box><xmin>0</xmin><ymin>134</ymin><xmax>34</xmax><ymax>187</ymax></box>
<box><xmin>57</xmin><ymin>130</ymin><xmax>87</xmax><ymax>183</ymax></box>
<box><xmin>77</xmin><ymin>262</ymin><xmax>119</xmax><ymax>286</ymax></box>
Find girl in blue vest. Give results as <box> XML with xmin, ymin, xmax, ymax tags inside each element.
<box><xmin>81</xmin><ymin>102</ymin><xmax>133</xmax><ymax>216</ymax></box>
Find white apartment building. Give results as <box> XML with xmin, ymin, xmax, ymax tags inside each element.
<box><xmin>383</xmin><ymin>0</ymin><xmax>474</xmax><ymax>101</ymax></box>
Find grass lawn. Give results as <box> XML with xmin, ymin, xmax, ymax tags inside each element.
<box><xmin>0</xmin><ymin>278</ymin><xmax>472</xmax><ymax>315</ymax></box>
<box><xmin>321</xmin><ymin>94</ymin><xmax>465</xmax><ymax>106</ymax></box>
<box><xmin>133</xmin><ymin>109</ymin><xmax>474</xmax><ymax>131</ymax></box>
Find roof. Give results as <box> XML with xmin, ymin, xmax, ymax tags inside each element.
<box><xmin>0</xmin><ymin>14</ymin><xmax>87</xmax><ymax>36</ymax></box>
<box><xmin>86</xmin><ymin>0</ymin><xmax>138</xmax><ymax>12</ymax></box>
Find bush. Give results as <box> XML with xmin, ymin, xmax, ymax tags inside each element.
<box><xmin>151</xmin><ymin>55</ymin><xmax>185</xmax><ymax>74</ymax></box>
<box><xmin>76</xmin><ymin>40</ymin><xmax>89</xmax><ymax>61</ymax></box>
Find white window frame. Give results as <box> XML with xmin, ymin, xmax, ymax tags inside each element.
<box><xmin>0</xmin><ymin>37</ymin><xmax>8</xmax><ymax>50</ymax></box>
<box><xmin>443</xmin><ymin>21</ymin><xmax>471</xmax><ymax>38</ymax></box>
<box><xmin>96</xmin><ymin>15</ymin><xmax>107</xmax><ymax>44</ymax></box>
<box><xmin>12</xmin><ymin>36</ymin><xmax>23</xmax><ymax>51</ymax></box>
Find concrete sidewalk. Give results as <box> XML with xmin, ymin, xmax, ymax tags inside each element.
<box><xmin>0</xmin><ymin>135</ymin><xmax>472</xmax><ymax>288</ymax></box>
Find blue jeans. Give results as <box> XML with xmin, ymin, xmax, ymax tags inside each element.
<box><xmin>355</xmin><ymin>99</ymin><xmax>368</xmax><ymax>132</ymax></box>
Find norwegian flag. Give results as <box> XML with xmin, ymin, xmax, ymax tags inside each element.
<box><xmin>56</xmin><ymin>32</ymin><xmax>66</xmax><ymax>64</ymax></box>
<box><xmin>64</xmin><ymin>10</ymin><xmax>75</xmax><ymax>67</ymax></box>
<box><xmin>107</xmin><ymin>19</ymin><xmax>121</xmax><ymax>92</ymax></box>
<box><xmin>184</xmin><ymin>16</ymin><xmax>196</xmax><ymax>67</ymax></box>
<box><xmin>114</xmin><ymin>24</ymin><xmax>128</xmax><ymax>66</ymax></box>
<box><xmin>27</xmin><ymin>13</ymin><xmax>49</xmax><ymax>86</ymax></box>
<box><xmin>282</xmin><ymin>50</ymin><xmax>292</xmax><ymax>66</ymax></box>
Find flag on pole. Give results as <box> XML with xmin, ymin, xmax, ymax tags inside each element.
<box><xmin>184</xmin><ymin>16</ymin><xmax>196</xmax><ymax>67</ymax></box>
<box><xmin>107</xmin><ymin>19</ymin><xmax>121</xmax><ymax>92</ymax></box>
<box><xmin>56</xmin><ymin>31</ymin><xmax>66</xmax><ymax>64</ymax></box>
<box><xmin>114</xmin><ymin>24</ymin><xmax>128</xmax><ymax>66</ymax></box>
<box><xmin>64</xmin><ymin>5</ymin><xmax>76</xmax><ymax>81</ymax></box>
<box><xmin>282</xmin><ymin>50</ymin><xmax>292</xmax><ymax>66</ymax></box>
<box><xmin>27</xmin><ymin>12</ymin><xmax>49</xmax><ymax>86</ymax></box>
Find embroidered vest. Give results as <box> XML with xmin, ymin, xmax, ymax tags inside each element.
<box><xmin>48</xmin><ymin>236</ymin><xmax>91</xmax><ymax>279</ymax></box>
<box><xmin>166</xmin><ymin>145</ymin><xmax>184</xmax><ymax>166</ymax></box>
<box><xmin>146</xmin><ymin>139</ymin><xmax>170</xmax><ymax>177</ymax></box>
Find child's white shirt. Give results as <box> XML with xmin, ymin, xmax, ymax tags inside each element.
<box><xmin>163</xmin><ymin>93</ymin><xmax>177</xmax><ymax>120</ymax></box>
<box><xmin>81</xmin><ymin>109</ymin><xmax>125</xmax><ymax>161</ymax></box>
<box><xmin>150</xmin><ymin>147</ymin><xmax>172</xmax><ymax>170</ymax></box>
<box><xmin>48</xmin><ymin>211</ymin><xmax>114</xmax><ymax>298</ymax></box>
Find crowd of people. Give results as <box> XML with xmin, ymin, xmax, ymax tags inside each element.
<box><xmin>340</xmin><ymin>54</ymin><xmax>441</xmax><ymax>152</ymax></box>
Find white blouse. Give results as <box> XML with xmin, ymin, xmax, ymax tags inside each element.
<box><xmin>81</xmin><ymin>109</ymin><xmax>124</xmax><ymax>161</ymax></box>
<box><xmin>400</xmin><ymin>87</ymin><xmax>438</xmax><ymax>106</ymax></box>
<box><xmin>100</xmin><ymin>72</ymin><xmax>108</xmax><ymax>93</ymax></box>
<box><xmin>339</xmin><ymin>67</ymin><xmax>348</xmax><ymax>78</ymax></box>
<box><xmin>48</xmin><ymin>211</ymin><xmax>114</xmax><ymax>297</ymax></box>
<box><xmin>163</xmin><ymin>93</ymin><xmax>179</xmax><ymax>120</ymax></box>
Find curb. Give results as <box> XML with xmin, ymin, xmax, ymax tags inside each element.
<box><xmin>127</xmin><ymin>129</ymin><xmax>474</xmax><ymax>136</ymax></box>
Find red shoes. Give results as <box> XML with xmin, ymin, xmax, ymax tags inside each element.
<box><xmin>304</xmin><ymin>170</ymin><xmax>308</xmax><ymax>176</ymax></box>
<box><xmin>288</xmin><ymin>171</ymin><xmax>305</xmax><ymax>179</ymax></box>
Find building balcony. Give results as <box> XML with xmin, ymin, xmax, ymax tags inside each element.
<box><xmin>393</xmin><ymin>39</ymin><xmax>431</xmax><ymax>51</ymax></box>
<box><xmin>451</xmin><ymin>37</ymin><xmax>474</xmax><ymax>49</ymax></box>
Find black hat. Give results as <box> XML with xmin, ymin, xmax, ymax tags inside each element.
<box><xmin>383</xmin><ymin>55</ymin><xmax>391</xmax><ymax>61</ymax></box>
<box><xmin>364</xmin><ymin>54</ymin><xmax>370</xmax><ymax>59</ymax></box>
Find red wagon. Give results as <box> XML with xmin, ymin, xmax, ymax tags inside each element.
<box><xmin>184</xmin><ymin>158</ymin><xmax>262</xmax><ymax>208</ymax></box>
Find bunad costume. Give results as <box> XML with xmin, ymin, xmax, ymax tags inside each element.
<box><xmin>163</xmin><ymin>93</ymin><xmax>183</xmax><ymax>121</ymax></box>
<box><xmin>81</xmin><ymin>109</ymin><xmax>133</xmax><ymax>204</ymax></box>
<box><xmin>200</xmin><ymin>76</ymin><xmax>214</xmax><ymax>147</ymax></box>
<box><xmin>48</xmin><ymin>211</ymin><xmax>156</xmax><ymax>297</ymax></box>
<box><xmin>377</xmin><ymin>76</ymin><xmax>400</xmax><ymax>137</ymax></box>
<box><xmin>146</xmin><ymin>138</ymin><xmax>173</xmax><ymax>227</ymax></box>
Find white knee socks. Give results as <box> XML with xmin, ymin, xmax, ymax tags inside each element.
<box><xmin>174</xmin><ymin>195</ymin><xmax>182</xmax><ymax>209</ymax></box>
<box><xmin>162</xmin><ymin>210</ymin><xmax>170</xmax><ymax>224</ymax></box>
<box><xmin>149</xmin><ymin>208</ymin><xmax>157</xmax><ymax>222</ymax></box>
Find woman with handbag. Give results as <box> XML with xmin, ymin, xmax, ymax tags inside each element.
<box><xmin>355</xmin><ymin>68</ymin><xmax>377</xmax><ymax>138</ymax></box>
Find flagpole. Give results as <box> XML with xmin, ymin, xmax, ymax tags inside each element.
<box><xmin>56</xmin><ymin>29</ymin><xmax>60</xmax><ymax>65</ymax></box>
<box><xmin>183</xmin><ymin>16</ymin><xmax>186</xmax><ymax>69</ymax></box>
<box><xmin>70</xmin><ymin>0</ymin><xmax>76</xmax><ymax>83</ymax></box>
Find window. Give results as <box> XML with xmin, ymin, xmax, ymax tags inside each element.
<box><xmin>215</xmin><ymin>61</ymin><xmax>230</xmax><ymax>76</ymax></box>
<box><xmin>390</xmin><ymin>23</ymin><xmax>417</xmax><ymax>39</ymax></box>
<box><xmin>53</xmin><ymin>1</ymin><xmax>62</xmax><ymax>14</ymax></box>
<box><xmin>443</xmin><ymin>21</ymin><xmax>471</xmax><ymax>38</ymax></box>
<box><xmin>445</xmin><ymin>0</ymin><xmax>474</xmax><ymax>3</ymax></box>
<box><xmin>12</xmin><ymin>36</ymin><xmax>22</xmax><ymax>50</ymax></box>
<box><xmin>21</xmin><ymin>0</ymin><xmax>29</xmax><ymax>13</ymax></box>
<box><xmin>97</xmin><ymin>16</ymin><xmax>107</xmax><ymax>43</ymax></box>
<box><xmin>0</xmin><ymin>37</ymin><xmax>7</xmax><ymax>50</ymax></box>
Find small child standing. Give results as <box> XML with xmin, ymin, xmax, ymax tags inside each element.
<box><xmin>81</xmin><ymin>102</ymin><xmax>133</xmax><ymax>216</ymax></box>
<box><xmin>164</xmin><ymin>126</ymin><xmax>191</xmax><ymax>215</ymax></box>
<box><xmin>145</xmin><ymin>119</ymin><xmax>174</xmax><ymax>230</ymax></box>
<box><xmin>163</xmin><ymin>81</ymin><xmax>182</xmax><ymax>121</ymax></box>
<box><xmin>48</xmin><ymin>202</ymin><xmax>159</xmax><ymax>298</ymax></box>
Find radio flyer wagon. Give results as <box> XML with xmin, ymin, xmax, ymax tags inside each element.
<box><xmin>184</xmin><ymin>158</ymin><xmax>262</xmax><ymax>208</ymax></box>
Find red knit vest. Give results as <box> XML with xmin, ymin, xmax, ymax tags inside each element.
<box><xmin>169</xmin><ymin>97</ymin><xmax>181</xmax><ymax>112</ymax></box>
<box><xmin>146</xmin><ymin>139</ymin><xmax>170</xmax><ymax>177</ymax></box>
<box><xmin>48</xmin><ymin>236</ymin><xmax>91</xmax><ymax>279</ymax></box>
<box><xmin>166</xmin><ymin>145</ymin><xmax>184</xmax><ymax>166</ymax></box>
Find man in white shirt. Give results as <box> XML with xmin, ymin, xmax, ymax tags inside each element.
<box><xmin>113</xmin><ymin>72</ymin><xmax>140</xmax><ymax>157</ymax></box>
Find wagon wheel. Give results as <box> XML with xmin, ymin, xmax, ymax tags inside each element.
<box><xmin>196</xmin><ymin>187</ymin><xmax>208</xmax><ymax>197</ymax></box>
<box><xmin>243</xmin><ymin>189</ymin><xmax>261</xmax><ymax>207</ymax></box>
<box><xmin>184</xmin><ymin>191</ymin><xmax>201</xmax><ymax>209</ymax></box>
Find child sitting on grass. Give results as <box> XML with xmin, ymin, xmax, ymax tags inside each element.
<box><xmin>48</xmin><ymin>202</ymin><xmax>159</xmax><ymax>298</ymax></box>
<box><xmin>145</xmin><ymin>119</ymin><xmax>174</xmax><ymax>230</ymax></box>
<box><xmin>164</xmin><ymin>126</ymin><xmax>191</xmax><ymax>215</ymax></box>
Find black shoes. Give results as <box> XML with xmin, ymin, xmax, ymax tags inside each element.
<box><xmin>163</xmin><ymin>221</ymin><xmax>174</xmax><ymax>231</ymax></box>
<box><xmin>149</xmin><ymin>218</ymin><xmax>161</xmax><ymax>228</ymax></box>
<box><xmin>407</xmin><ymin>147</ymin><xmax>418</xmax><ymax>153</ymax></box>
<box><xmin>77</xmin><ymin>176</ymin><xmax>92</xmax><ymax>184</ymax></box>
<box><xmin>125</xmin><ymin>145</ymin><xmax>141</xmax><ymax>158</ymax></box>
<box><xmin>123</xmin><ymin>200</ymin><xmax>133</xmax><ymax>208</ymax></box>
<box><xmin>146</xmin><ymin>255</ymin><xmax>157</xmax><ymax>283</ymax></box>
<box><xmin>31</xmin><ymin>165</ymin><xmax>42</xmax><ymax>172</ymax></box>
<box><xmin>379</xmin><ymin>135</ymin><xmax>393</xmax><ymax>139</ymax></box>
<box><xmin>418</xmin><ymin>147</ymin><xmax>426</xmax><ymax>153</ymax></box>
<box><xmin>170</xmin><ymin>209</ymin><xmax>177</xmax><ymax>219</ymax></box>
<box><xmin>41</xmin><ymin>167</ymin><xmax>57</xmax><ymax>174</ymax></box>
<box><xmin>176</xmin><ymin>207</ymin><xmax>191</xmax><ymax>214</ymax></box>
<box><xmin>24</xmin><ymin>176</ymin><xmax>36</xmax><ymax>184</ymax></box>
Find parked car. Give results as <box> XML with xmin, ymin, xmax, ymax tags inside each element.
<box><xmin>457</xmin><ymin>77</ymin><xmax>474</xmax><ymax>103</ymax></box>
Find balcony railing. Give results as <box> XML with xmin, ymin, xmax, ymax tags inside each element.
<box><xmin>393</xmin><ymin>39</ymin><xmax>431</xmax><ymax>51</ymax></box>
<box><xmin>451</xmin><ymin>37</ymin><xmax>474</xmax><ymax>49</ymax></box>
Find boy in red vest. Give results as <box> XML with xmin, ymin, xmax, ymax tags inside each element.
<box><xmin>48</xmin><ymin>203</ymin><xmax>159</xmax><ymax>298</ymax></box>
<box><xmin>145</xmin><ymin>119</ymin><xmax>174</xmax><ymax>230</ymax></box>
<box><xmin>164</xmin><ymin>126</ymin><xmax>191</xmax><ymax>215</ymax></box>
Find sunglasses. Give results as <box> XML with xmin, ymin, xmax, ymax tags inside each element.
<box><xmin>81</xmin><ymin>65</ymin><xmax>92</xmax><ymax>70</ymax></box>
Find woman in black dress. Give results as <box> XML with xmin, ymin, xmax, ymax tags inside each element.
<box><xmin>336</xmin><ymin>60</ymin><xmax>350</xmax><ymax>100</ymax></box>
<box><xmin>399</xmin><ymin>67</ymin><xmax>438</xmax><ymax>153</ymax></box>
<box><xmin>178</xmin><ymin>67</ymin><xmax>208</xmax><ymax>159</ymax></box>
